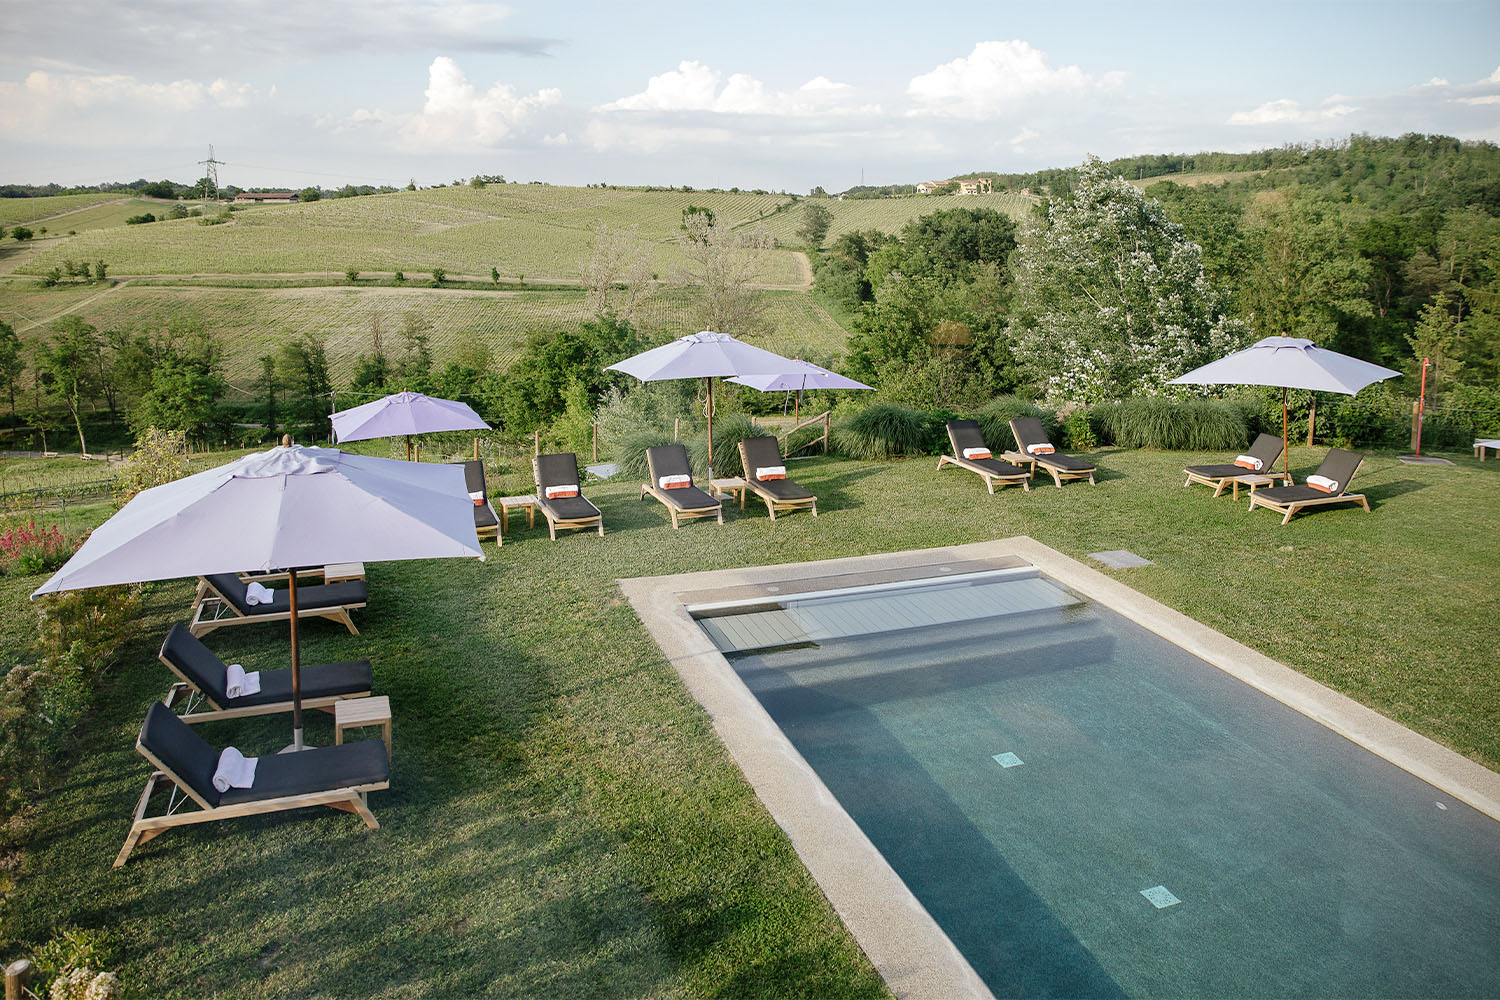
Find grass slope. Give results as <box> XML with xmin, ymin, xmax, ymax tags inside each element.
<box><xmin>2</xmin><ymin>445</ymin><xmax>1496</xmax><ymax>997</ymax></box>
<box><xmin>16</xmin><ymin>187</ymin><xmax>799</xmax><ymax>282</ymax></box>
<box><xmin>1</xmin><ymin>284</ymin><xmax>852</xmax><ymax>384</ymax></box>
<box><xmin>0</xmin><ymin>194</ymin><xmax>124</xmax><ymax>228</ymax></box>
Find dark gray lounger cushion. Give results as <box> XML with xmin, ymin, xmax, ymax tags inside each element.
<box><xmin>646</xmin><ymin>445</ymin><xmax>720</xmax><ymax>510</ymax></box>
<box><xmin>161</xmin><ymin>623</ymin><xmax>372</xmax><ymax>708</ymax></box>
<box><xmin>139</xmin><ymin>701</ymin><xmax>390</xmax><ymax>808</ymax></box>
<box><xmin>203</xmin><ymin>574</ymin><xmax>366</xmax><ymax>616</ymax></box>
<box><xmin>1254</xmin><ymin>448</ymin><xmax>1364</xmax><ymax>505</ymax></box>
<box><xmin>946</xmin><ymin>421</ymin><xmax>1028</xmax><ymax>478</ymax></box>
<box><xmin>451</xmin><ymin>461</ymin><xmax>499</xmax><ymax>530</ymax></box>
<box><xmin>740</xmin><ymin>437</ymin><xmax>815</xmax><ymax>500</ymax></box>
<box><xmin>1008</xmin><ymin>417</ymin><xmax>1095</xmax><ymax>473</ymax></box>
<box><xmin>1185</xmin><ymin>433</ymin><xmax>1285</xmax><ymax>479</ymax></box>
<box><xmin>534</xmin><ymin>453</ymin><xmax>602</xmax><ymax>520</ymax></box>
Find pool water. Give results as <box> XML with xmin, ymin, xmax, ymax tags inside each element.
<box><xmin>704</xmin><ymin>572</ymin><xmax>1500</xmax><ymax>998</ymax></box>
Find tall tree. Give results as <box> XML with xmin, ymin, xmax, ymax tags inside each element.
<box><xmin>1240</xmin><ymin>192</ymin><xmax>1372</xmax><ymax>348</ymax></box>
<box><xmin>34</xmin><ymin>316</ymin><xmax>102</xmax><ymax>454</ymax></box>
<box><xmin>1011</xmin><ymin>157</ymin><xmax>1244</xmax><ymax>401</ymax></box>
<box><xmin>677</xmin><ymin>211</ymin><xmax>774</xmax><ymax>339</ymax></box>
<box><xmin>797</xmin><ymin>202</ymin><xmax>834</xmax><ymax>249</ymax></box>
<box><xmin>0</xmin><ymin>320</ymin><xmax>23</xmax><ymax>416</ymax></box>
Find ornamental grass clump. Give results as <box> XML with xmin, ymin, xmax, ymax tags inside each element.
<box><xmin>1093</xmin><ymin>396</ymin><xmax>1248</xmax><ymax>450</ymax></box>
<box><xmin>974</xmin><ymin>395</ymin><xmax>1058</xmax><ymax>450</ymax></box>
<box><xmin>830</xmin><ymin>403</ymin><xmax>930</xmax><ymax>460</ymax></box>
<box><xmin>688</xmin><ymin>413</ymin><xmax>769</xmax><ymax>479</ymax></box>
<box><xmin>0</xmin><ymin>522</ymin><xmax>72</xmax><ymax>577</ymax></box>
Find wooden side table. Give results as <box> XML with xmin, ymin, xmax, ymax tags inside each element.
<box><xmin>1227</xmin><ymin>473</ymin><xmax>1273</xmax><ymax>502</ymax></box>
<box><xmin>323</xmin><ymin>562</ymin><xmax>365</xmax><ymax>584</ymax></box>
<box><xmin>497</xmin><ymin>495</ymin><xmax>537</xmax><ymax>532</ymax></box>
<box><xmin>710</xmin><ymin>477</ymin><xmax>748</xmax><ymax>508</ymax></box>
<box><xmin>335</xmin><ymin>695</ymin><xmax>391</xmax><ymax>759</ymax></box>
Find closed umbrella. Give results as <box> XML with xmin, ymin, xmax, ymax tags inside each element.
<box><xmin>331</xmin><ymin>390</ymin><xmax>491</xmax><ymax>460</ymax></box>
<box><xmin>606</xmin><ymin>331</ymin><xmax>800</xmax><ymax>468</ymax></box>
<box><xmin>1169</xmin><ymin>336</ymin><xmax>1400</xmax><ymax>478</ymax></box>
<box><xmin>728</xmin><ymin>359</ymin><xmax>872</xmax><ymax>425</ymax></box>
<box><xmin>34</xmin><ymin>445</ymin><xmax>483</xmax><ymax>749</ymax></box>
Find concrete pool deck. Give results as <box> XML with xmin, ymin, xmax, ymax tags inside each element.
<box><xmin>616</xmin><ymin>537</ymin><xmax>1500</xmax><ymax>999</ymax></box>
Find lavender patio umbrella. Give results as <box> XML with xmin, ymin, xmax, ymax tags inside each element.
<box><xmin>728</xmin><ymin>359</ymin><xmax>873</xmax><ymax>425</ymax></box>
<box><xmin>331</xmin><ymin>390</ymin><xmax>491</xmax><ymax>460</ymax></box>
<box><xmin>606</xmin><ymin>331</ymin><xmax>800</xmax><ymax>468</ymax></box>
<box><xmin>34</xmin><ymin>445</ymin><xmax>484</xmax><ymax>749</ymax></box>
<box><xmin>1169</xmin><ymin>336</ymin><xmax>1400</xmax><ymax>477</ymax></box>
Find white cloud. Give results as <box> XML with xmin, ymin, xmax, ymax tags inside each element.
<box><xmin>600</xmin><ymin>61</ymin><xmax>871</xmax><ymax>116</ymax></box>
<box><xmin>1423</xmin><ymin>77</ymin><xmax>1451</xmax><ymax>87</ymax></box>
<box><xmin>0</xmin><ymin>69</ymin><xmax>259</xmax><ymax>134</ymax></box>
<box><xmin>1227</xmin><ymin>98</ymin><xmax>1357</xmax><ymax>125</ymax></box>
<box><xmin>907</xmin><ymin>40</ymin><xmax>1126</xmax><ymax>118</ymax></box>
<box><xmin>1459</xmin><ymin>94</ymin><xmax>1500</xmax><ymax>106</ymax></box>
<box><xmin>336</xmin><ymin>57</ymin><xmax>561</xmax><ymax>150</ymax></box>
<box><xmin>1010</xmin><ymin>126</ymin><xmax>1040</xmax><ymax>152</ymax></box>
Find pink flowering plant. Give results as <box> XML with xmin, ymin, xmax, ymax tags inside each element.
<box><xmin>0</xmin><ymin>521</ymin><xmax>74</xmax><ymax>576</ymax></box>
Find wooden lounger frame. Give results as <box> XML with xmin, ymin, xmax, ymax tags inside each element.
<box><xmin>188</xmin><ymin>576</ymin><xmax>363</xmax><ymax>638</ymax></box>
<box><xmin>639</xmin><ymin>483</ymin><xmax>723</xmax><ymax>528</ymax></box>
<box><xmin>534</xmin><ymin>456</ymin><xmax>604</xmax><ymax>540</ymax></box>
<box><xmin>160</xmin><ymin>669</ymin><xmax>368</xmax><ymax>725</ymax></box>
<box><xmin>1183</xmin><ymin>467</ymin><xmax>1293</xmax><ymax>496</ymax></box>
<box><xmin>1006</xmin><ymin>451</ymin><xmax>1095</xmax><ymax>488</ymax></box>
<box><xmin>738</xmin><ymin>439</ymin><xmax>818</xmax><ymax>519</ymax></box>
<box><xmin>1247</xmin><ymin>487</ymin><xmax>1371</xmax><ymax>525</ymax></box>
<box><xmin>114</xmin><ymin>740</ymin><xmax>387</xmax><ymax>868</ymax></box>
<box><xmin>936</xmin><ymin>454</ymin><xmax>1031</xmax><ymax>494</ymax></box>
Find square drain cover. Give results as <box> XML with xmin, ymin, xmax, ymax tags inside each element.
<box><xmin>1140</xmin><ymin>885</ymin><xmax>1180</xmax><ymax>908</ymax></box>
<box><xmin>1090</xmin><ymin>550</ymin><xmax>1153</xmax><ymax>569</ymax></box>
<box><xmin>992</xmin><ymin>752</ymin><xmax>1023</xmax><ymax>768</ymax></box>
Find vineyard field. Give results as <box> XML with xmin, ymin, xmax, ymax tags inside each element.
<box><xmin>2</xmin><ymin>283</ymin><xmax>851</xmax><ymax>387</ymax></box>
<box><xmin>17</xmin><ymin>185</ymin><xmax>799</xmax><ymax>281</ymax></box>
<box><xmin>37</xmin><ymin>199</ymin><xmax>175</xmax><ymax>234</ymax></box>
<box><xmin>0</xmin><ymin>193</ymin><xmax>123</xmax><ymax>228</ymax></box>
<box><xmin>753</xmin><ymin>191</ymin><xmax>1040</xmax><ymax>246</ymax></box>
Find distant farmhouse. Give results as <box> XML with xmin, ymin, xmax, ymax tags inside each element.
<box><xmin>916</xmin><ymin>177</ymin><xmax>993</xmax><ymax>195</ymax></box>
<box><xmin>234</xmin><ymin>191</ymin><xmax>299</xmax><ymax>204</ymax></box>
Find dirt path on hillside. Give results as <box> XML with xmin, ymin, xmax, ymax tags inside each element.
<box><xmin>14</xmin><ymin>279</ymin><xmax>131</xmax><ymax>332</ymax></box>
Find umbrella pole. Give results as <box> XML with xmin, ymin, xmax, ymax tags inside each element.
<box><xmin>289</xmin><ymin>572</ymin><xmax>304</xmax><ymax>751</ymax></box>
<box><xmin>1282</xmin><ymin>387</ymin><xmax>1289</xmax><ymax>479</ymax></box>
<box><xmin>706</xmin><ymin>376</ymin><xmax>714</xmax><ymax>473</ymax></box>
<box><xmin>406</xmin><ymin>435</ymin><xmax>413</xmax><ymax>462</ymax></box>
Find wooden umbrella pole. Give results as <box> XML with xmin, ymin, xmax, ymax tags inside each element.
<box><xmin>289</xmin><ymin>572</ymin><xmax>303</xmax><ymax>750</ymax></box>
<box><xmin>1282</xmin><ymin>387</ymin><xmax>1290</xmax><ymax>478</ymax></box>
<box><xmin>706</xmin><ymin>376</ymin><xmax>715</xmax><ymax>472</ymax></box>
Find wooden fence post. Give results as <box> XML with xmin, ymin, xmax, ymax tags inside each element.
<box><xmin>592</xmin><ymin>422</ymin><xmax>598</xmax><ymax>462</ymax></box>
<box><xmin>1411</xmin><ymin>400</ymin><xmax>1421</xmax><ymax>452</ymax></box>
<box><xmin>1307</xmin><ymin>396</ymin><xmax>1316</xmax><ymax>447</ymax></box>
<box><xmin>673</xmin><ymin>417</ymin><xmax>680</xmax><ymax>441</ymax></box>
<box><xmin>5</xmin><ymin>959</ymin><xmax>33</xmax><ymax>1000</ymax></box>
<box><xmin>823</xmin><ymin>412</ymin><xmax>830</xmax><ymax>455</ymax></box>
<box><xmin>533</xmin><ymin>429</ymin><xmax>540</xmax><ymax>457</ymax></box>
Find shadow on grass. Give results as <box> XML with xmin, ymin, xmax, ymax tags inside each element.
<box><xmin>1362</xmin><ymin>479</ymin><xmax>1430</xmax><ymax>503</ymax></box>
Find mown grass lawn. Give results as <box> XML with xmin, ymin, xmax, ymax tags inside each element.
<box><xmin>2</xmin><ymin>444</ymin><xmax>1497</xmax><ymax>997</ymax></box>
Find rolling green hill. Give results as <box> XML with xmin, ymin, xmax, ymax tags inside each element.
<box><xmin>0</xmin><ymin>192</ymin><xmax>123</xmax><ymax>228</ymax></box>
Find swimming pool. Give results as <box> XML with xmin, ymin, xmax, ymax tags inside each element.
<box><xmin>619</xmin><ymin>540</ymin><xmax>1500</xmax><ymax>999</ymax></box>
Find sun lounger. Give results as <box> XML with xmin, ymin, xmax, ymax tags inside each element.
<box><xmin>159</xmin><ymin>623</ymin><xmax>372</xmax><ymax>724</ymax></box>
<box><xmin>1247</xmin><ymin>448</ymin><xmax>1370</xmax><ymax>524</ymax></box>
<box><xmin>115</xmin><ymin>701</ymin><xmax>390</xmax><ymax>867</ymax></box>
<box><xmin>937</xmin><ymin>420</ymin><xmax>1031</xmax><ymax>493</ymax></box>
<box><xmin>641</xmin><ymin>445</ymin><xmax>723</xmax><ymax>528</ymax></box>
<box><xmin>1183</xmin><ymin>433</ymin><xmax>1293</xmax><ymax>496</ymax></box>
<box><xmin>737</xmin><ymin>436</ymin><xmax>818</xmax><ymax>518</ymax></box>
<box><xmin>1475</xmin><ymin>438</ymin><xmax>1500</xmax><ymax>460</ymax></box>
<box><xmin>1008</xmin><ymin>417</ymin><xmax>1096</xmax><ymax>487</ymax></box>
<box><xmin>189</xmin><ymin>573</ymin><xmax>365</xmax><ymax>638</ymax></box>
<box><xmin>533</xmin><ymin>453</ymin><xmax>604</xmax><ymax>539</ymax></box>
<box><xmin>452</xmin><ymin>460</ymin><xmax>499</xmax><ymax>542</ymax></box>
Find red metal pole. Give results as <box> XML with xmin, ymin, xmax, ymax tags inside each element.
<box><xmin>1415</xmin><ymin>358</ymin><xmax>1430</xmax><ymax>457</ymax></box>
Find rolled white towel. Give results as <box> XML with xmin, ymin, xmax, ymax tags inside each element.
<box><xmin>1026</xmin><ymin>443</ymin><xmax>1056</xmax><ymax>456</ymax></box>
<box><xmin>544</xmin><ymin>484</ymin><xmax>579</xmax><ymax>499</ymax></box>
<box><xmin>224</xmin><ymin>663</ymin><xmax>262</xmax><ymax>699</ymax></box>
<box><xmin>245</xmin><ymin>581</ymin><xmax>275</xmax><ymax>606</ymax></box>
<box><xmin>1306</xmin><ymin>474</ymin><xmax>1340</xmax><ymax>493</ymax></box>
<box><xmin>212</xmin><ymin>746</ymin><xmax>258</xmax><ymax>793</ymax></box>
<box><xmin>1233</xmin><ymin>455</ymin><xmax>1263</xmax><ymax>471</ymax></box>
<box><xmin>755</xmin><ymin>465</ymin><xmax>786</xmax><ymax>481</ymax></box>
<box><xmin>658</xmin><ymin>474</ymin><xmax>691</xmax><ymax>490</ymax></box>
<box><xmin>962</xmin><ymin>447</ymin><xmax>992</xmax><ymax>460</ymax></box>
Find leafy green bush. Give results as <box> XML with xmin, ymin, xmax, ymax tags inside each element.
<box><xmin>973</xmin><ymin>395</ymin><xmax>1059</xmax><ymax>451</ymax></box>
<box><xmin>1325</xmin><ymin>391</ymin><xmax>1407</xmax><ymax>449</ymax></box>
<box><xmin>1093</xmin><ymin>396</ymin><xmax>1249</xmax><ymax>450</ymax></box>
<box><xmin>688</xmin><ymin>413</ymin><xmax>769</xmax><ymax>478</ymax></box>
<box><xmin>1440</xmin><ymin>385</ymin><xmax>1500</xmax><ymax>439</ymax></box>
<box><xmin>0</xmin><ymin>522</ymin><xmax>72</xmax><ymax>576</ymax></box>
<box><xmin>831</xmin><ymin>403</ymin><xmax>931</xmax><ymax>459</ymax></box>
<box><xmin>1062</xmin><ymin>409</ymin><xmax>1098</xmax><ymax>450</ymax></box>
<box><xmin>35</xmin><ymin>926</ymin><xmax>121</xmax><ymax>999</ymax></box>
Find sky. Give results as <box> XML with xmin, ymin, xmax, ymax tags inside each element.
<box><xmin>3</xmin><ymin>0</ymin><xmax>1499</xmax><ymax>193</ymax></box>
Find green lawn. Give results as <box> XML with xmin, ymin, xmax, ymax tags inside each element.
<box><xmin>3</xmin><ymin>444</ymin><xmax>1497</xmax><ymax>997</ymax></box>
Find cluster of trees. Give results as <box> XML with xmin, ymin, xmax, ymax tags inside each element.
<box><xmin>815</xmin><ymin>136</ymin><xmax>1500</xmax><ymax>412</ymax></box>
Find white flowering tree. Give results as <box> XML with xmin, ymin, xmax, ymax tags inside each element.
<box><xmin>1011</xmin><ymin>156</ymin><xmax>1246</xmax><ymax>402</ymax></box>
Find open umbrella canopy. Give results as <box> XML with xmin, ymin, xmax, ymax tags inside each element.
<box><xmin>1169</xmin><ymin>337</ymin><xmax>1401</xmax><ymax>395</ymax></box>
<box><xmin>330</xmin><ymin>390</ymin><xmax>490</xmax><ymax>444</ymax></box>
<box><xmin>34</xmin><ymin>445</ymin><xmax>483</xmax><ymax>596</ymax></box>
<box><xmin>727</xmin><ymin>359</ymin><xmax>873</xmax><ymax>393</ymax></box>
<box><xmin>606</xmin><ymin>330</ymin><xmax>798</xmax><ymax>381</ymax></box>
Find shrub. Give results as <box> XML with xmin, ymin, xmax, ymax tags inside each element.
<box><xmin>1440</xmin><ymin>385</ymin><xmax>1500</xmax><ymax>439</ymax></box>
<box><xmin>0</xmin><ymin>522</ymin><xmax>72</xmax><ymax>576</ymax></box>
<box><xmin>1093</xmin><ymin>396</ymin><xmax>1249</xmax><ymax>450</ymax></box>
<box><xmin>1062</xmin><ymin>409</ymin><xmax>1098</xmax><ymax>450</ymax></box>
<box><xmin>117</xmin><ymin>427</ymin><xmax>189</xmax><ymax>502</ymax></box>
<box><xmin>431</xmin><ymin>267</ymin><xmax>446</xmax><ymax>286</ymax></box>
<box><xmin>11</xmin><ymin>226</ymin><xmax>32</xmax><ymax>241</ymax></box>
<box><xmin>346</xmin><ymin>266</ymin><xmax>359</xmax><ymax>283</ymax></box>
<box><xmin>1325</xmin><ymin>392</ymin><xmax>1406</xmax><ymax>449</ymax></box>
<box><xmin>688</xmin><ymin>413</ymin><xmax>768</xmax><ymax>479</ymax></box>
<box><xmin>831</xmin><ymin>403</ymin><xmax>931</xmax><ymax>460</ymax></box>
<box><xmin>974</xmin><ymin>395</ymin><xmax>1059</xmax><ymax>451</ymax></box>
<box><xmin>35</xmin><ymin>927</ymin><xmax>121</xmax><ymax>1000</ymax></box>
<box><xmin>394</xmin><ymin>270</ymin><xmax>405</xmax><ymax>283</ymax></box>
<box><xmin>124</xmin><ymin>213</ymin><xmax>155</xmax><ymax>225</ymax></box>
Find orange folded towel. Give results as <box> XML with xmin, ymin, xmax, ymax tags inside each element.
<box><xmin>755</xmin><ymin>465</ymin><xmax>786</xmax><ymax>481</ymax></box>
<box><xmin>1026</xmin><ymin>443</ymin><xmax>1055</xmax><ymax>456</ymax></box>
<box><xmin>1233</xmin><ymin>455</ymin><xmax>1262</xmax><ymax>470</ymax></box>
<box><xmin>545</xmin><ymin>485</ymin><xmax>579</xmax><ymax>499</ymax></box>
<box><xmin>659</xmin><ymin>474</ymin><xmax>691</xmax><ymax>490</ymax></box>
<box><xmin>1306</xmin><ymin>474</ymin><xmax>1339</xmax><ymax>493</ymax></box>
<box><xmin>962</xmin><ymin>448</ymin><xmax>992</xmax><ymax>460</ymax></box>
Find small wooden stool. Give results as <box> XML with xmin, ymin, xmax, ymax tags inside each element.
<box><xmin>710</xmin><ymin>477</ymin><xmax>748</xmax><ymax>509</ymax></box>
<box><xmin>335</xmin><ymin>695</ymin><xmax>391</xmax><ymax>759</ymax></box>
